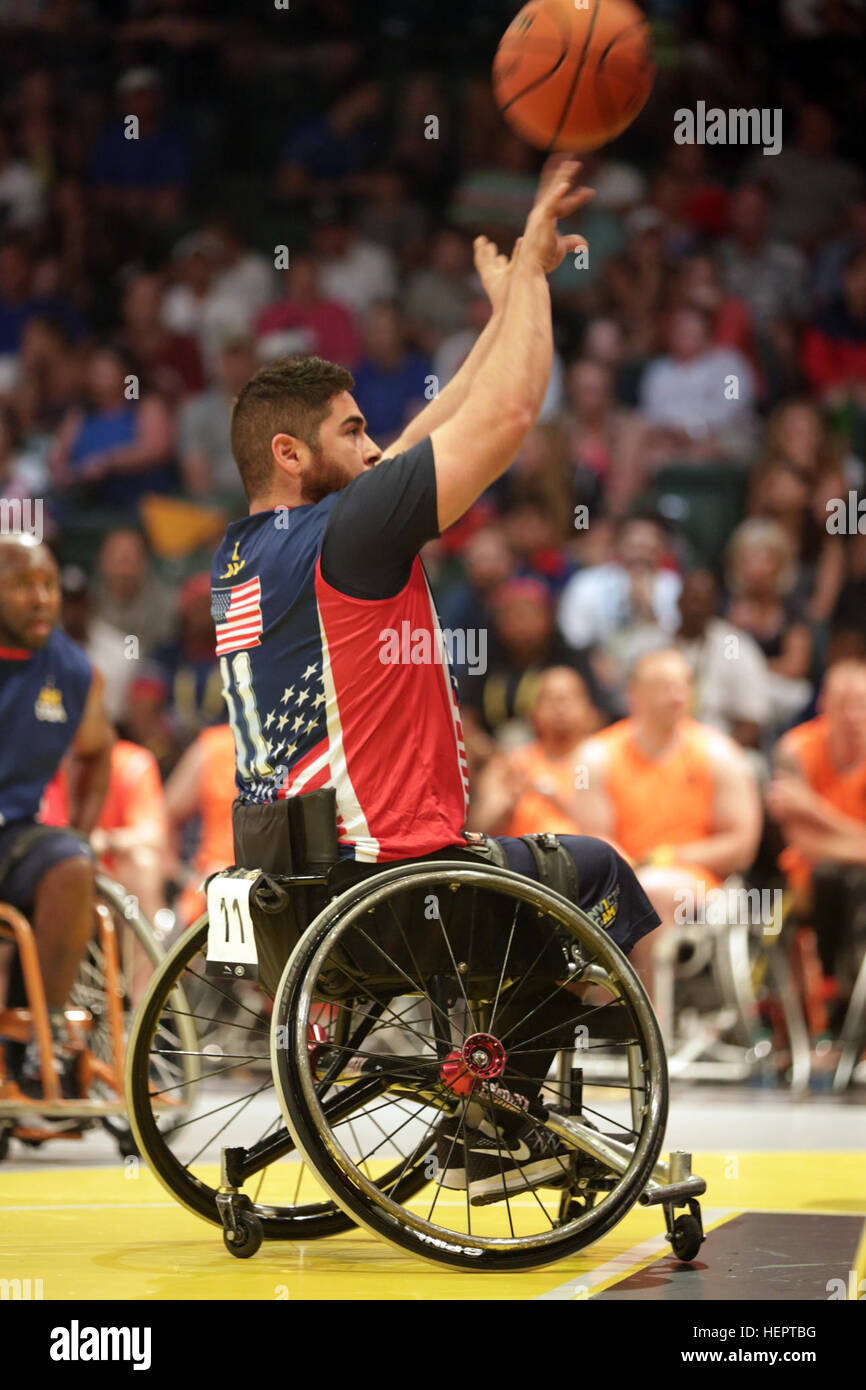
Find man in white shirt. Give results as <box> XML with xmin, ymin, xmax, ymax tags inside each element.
<box><xmin>639</xmin><ymin>305</ymin><xmax>757</xmax><ymax>461</ymax></box>
<box><xmin>310</xmin><ymin>198</ymin><xmax>398</xmax><ymax>317</ymax></box>
<box><xmin>559</xmin><ymin>512</ymin><xmax>681</xmax><ymax>649</ymax></box>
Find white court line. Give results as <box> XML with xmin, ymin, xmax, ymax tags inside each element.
<box><xmin>1</xmin><ymin>1202</ymin><xmax>177</xmax><ymax>1212</ymax></box>
<box><xmin>535</xmin><ymin>1207</ymin><xmax>735</xmax><ymax>1301</ymax></box>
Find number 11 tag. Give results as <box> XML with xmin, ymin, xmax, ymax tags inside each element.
<box><xmin>206</xmin><ymin>872</ymin><xmax>259</xmax><ymax>981</ymax></box>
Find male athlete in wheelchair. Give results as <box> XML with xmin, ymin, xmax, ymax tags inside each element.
<box><xmin>127</xmin><ymin>159</ymin><xmax>707</xmax><ymax>1270</ymax></box>
<box><xmin>0</xmin><ymin>534</ymin><xmax>166</xmax><ymax>1155</ymax></box>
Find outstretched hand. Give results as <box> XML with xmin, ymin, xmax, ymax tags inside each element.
<box><xmin>473</xmin><ymin>234</ymin><xmax>522</xmax><ymax>314</ymax></box>
<box><xmin>522</xmin><ymin>157</ymin><xmax>594</xmax><ymax>274</ymax></box>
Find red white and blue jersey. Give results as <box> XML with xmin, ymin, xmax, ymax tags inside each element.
<box><xmin>210</xmin><ymin>439</ymin><xmax>469</xmax><ymax>863</ymax></box>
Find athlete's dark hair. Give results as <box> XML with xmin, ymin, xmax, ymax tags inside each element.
<box><xmin>230</xmin><ymin>355</ymin><xmax>354</xmax><ymax>502</ymax></box>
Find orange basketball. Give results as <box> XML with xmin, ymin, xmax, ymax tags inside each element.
<box><xmin>493</xmin><ymin>0</ymin><xmax>655</xmax><ymax>153</ymax></box>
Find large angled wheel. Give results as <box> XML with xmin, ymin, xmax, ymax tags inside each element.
<box><xmin>271</xmin><ymin>862</ymin><xmax>668</xmax><ymax>1272</ymax></box>
<box><xmin>84</xmin><ymin>873</ymin><xmax>167</xmax><ymax>1153</ymax></box>
<box><xmin>126</xmin><ymin>915</ymin><xmax>435</xmax><ymax>1241</ymax></box>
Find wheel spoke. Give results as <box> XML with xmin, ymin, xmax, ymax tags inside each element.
<box><xmin>166</xmin><ymin>1078</ymin><xmax>273</xmax><ymax>1135</ymax></box>
<box><xmin>164</xmin><ymin>1005</ymin><xmax>268</xmax><ymax>1034</ymax></box>
<box><xmin>436</xmin><ymin>906</ymin><xmax>477</xmax><ymax>1036</ymax></box>
<box><xmin>184</xmin><ymin>1084</ymin><xmax>272</xmax><ymax>1168</ymax></box>
<box><xmin>488</xmin><ymin>899</ymin><xmax>520</xmax><ymax>1037</ymax></box>
<box><xmin>480</xmin><ymin>1091</ymin><xmax>515</xmax><ymax>1238</ymax></box>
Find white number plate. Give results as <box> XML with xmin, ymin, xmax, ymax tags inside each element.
<box><xmin>206</xmin><ymin>874</ymin><xmax>259</xmax><ymax>980</ymax></box>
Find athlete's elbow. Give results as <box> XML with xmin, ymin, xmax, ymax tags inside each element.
<box><xmin>503</xmin><ymin>403</ymin><xmax>535</xmax><ymax>447</ymax></box>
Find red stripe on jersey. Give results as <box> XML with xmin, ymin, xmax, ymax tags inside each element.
<box><xmin>314</xmin><ymin>554</ymin><xmax>468</xmax><ymax>862</ymax></box>
<box><xmin>275</xmin><ymin>736</ymin><xmax>330</xmax><ymax>798</ymax></box>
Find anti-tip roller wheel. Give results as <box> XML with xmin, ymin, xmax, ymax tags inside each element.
<box><xmin>671</xmin><ymin>1212</ymin><xmax>702</xmax><ymax>1262</ymax></box>
<box><xmin>223</xmin><ymin>1210</ymin><xmax>264</xmax><ymax>1260</ymax></box>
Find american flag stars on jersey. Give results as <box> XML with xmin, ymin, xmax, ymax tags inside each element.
<box><xmin>246</xmin><ymin>660</ymin><xmax>329</xmax><ymax>803</ymax></box>
<box><xmin>212</xmin><ymin>576</ymin><xmax>263</xmax><ymax>656</ymax></box>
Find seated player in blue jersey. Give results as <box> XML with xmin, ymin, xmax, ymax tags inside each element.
<box><xmin>0</xmin><ymin>535</ymin><xmax>114</xmax><ymax>1114</ymax></box>
<box><xmin>211</xmin><ymin>157</ymin><xmax>662</xmax><ymax>1205</ymax></box>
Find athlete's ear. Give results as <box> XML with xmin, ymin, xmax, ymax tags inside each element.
<box><xmin>271</xmin><ymin>432</ymin><xmax>304</xmax><ymax>481</ymax></box>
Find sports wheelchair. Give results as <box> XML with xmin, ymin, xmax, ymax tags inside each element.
<box><xmin>0</xmin><ymin>865</ymin><xmax>177</xmax><ymax>1159</ymax></box>
<box><xmin>654</xmin><ymin>878</ymin><xmax>812</xmax><ymax>1092</ymax></box>
<box><xmin>126</xmin><ymin>805</ymin><xmax>708</xmax><ymax>1273</ymax></box>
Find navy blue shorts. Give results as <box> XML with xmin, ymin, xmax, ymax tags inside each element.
<box><xmin>495</xmin><ymin>834</ymin><xmax>660</xmax><ymax>956</ymax></box>
<box><xmin>0</xmin><ymin>821</ymin><xmax>93</xmax><ymax>915</ymax></box>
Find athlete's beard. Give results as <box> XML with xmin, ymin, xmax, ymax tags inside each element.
<box><xmin>0</xmin><ymin>605</ymin><xmax>47</xmax><ymax>650</ymax></box>
<box><xmin>299</xmin><ymin>443</ymin><xmax>356</xmax><ymax>505</ymax></box>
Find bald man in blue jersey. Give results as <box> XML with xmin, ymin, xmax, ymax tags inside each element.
<box><xmin>0</xmin><ymin>535</ymin><xmax>114</xmax><ymax>1099</ymax></box>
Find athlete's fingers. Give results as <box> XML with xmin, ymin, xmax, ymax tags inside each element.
<box><xmin>539</xmin><ymin>173</ymin><xmax>594</xmax><ymax>228</ymax></box>
<box><xmin>554</xmin><ymin>184</ymin><xmax>596</xmax><ymax>219</ymax></box>
<box><xmin>538</xmin><ymin>173</ymin><xmax>578</xmax><ymax>215</ymax></box>
<box><xmin>536</xmin><ymin>154</ymin><xmax>582</xmax><ymax>202</ymax></box>
<box><xmin>561</xmin><ymin>234</ymin><xmax>589</xmax><ymax>256</ymax></box>
<box><xmin>474</xmin><ymin>234</ymin><xmax>500</xmax><ymax>263</ymax></box>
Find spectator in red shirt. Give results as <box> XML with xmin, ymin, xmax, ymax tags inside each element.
<box><xmin>254</xmin><ymin>251</ymin><xmax>360</xmax><ymax>369</ymax></box>
<box><xmin>801</xmin><ymin>246</ymin><xmax>866</xmax><ymax>400</ymax></box>
<box><xmin>118</xmin><ymin>271</ymin><xmax>204</xmax><ymax>404</ymax></box>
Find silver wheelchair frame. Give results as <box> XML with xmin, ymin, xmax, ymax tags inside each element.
<box><xmin>128</xmin><ymin>857</ymin><xmax>709</xmax><ymax>1271</ymax></box>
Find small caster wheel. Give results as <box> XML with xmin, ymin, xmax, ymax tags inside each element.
<box><xmin>671</xmin><ymin>1213</ymin><xmax>702</xmax><ymax>1262</ymax></box>
<box><xmin>115</xmin><ymin>1129</ymin><xmax>139</xmax><ymax>1160</ymax></box>
<box><xmin>223</xmin><ymin>1210</ymin><xmax>263</xmax><ymax>1259</ymax></box>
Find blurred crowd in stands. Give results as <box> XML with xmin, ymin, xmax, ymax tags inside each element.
<box><xmin>2</xmin><ymin>0</ymin><xmax>866</xmax><ymax>1032</ymax></box>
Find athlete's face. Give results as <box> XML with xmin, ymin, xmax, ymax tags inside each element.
<box><xmin>0</xmin><ymin>541</ymin><xmax>59</xmax><ymax>649</ymax></box>
<box><xmin>299</xmin><ymin>392</ymin><xmax>382</xmax><ymax>504</ymax></box>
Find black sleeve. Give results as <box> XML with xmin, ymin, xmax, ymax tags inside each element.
<box><xmin>320</xmin><ymin>437</ymin><xmax>440</xmax><ymax>599</ymax></box>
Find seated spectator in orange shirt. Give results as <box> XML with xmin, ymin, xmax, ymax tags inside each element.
<box><xmin>467</xmin><ymin>667</ymin><xmax>600</xmax><ymax>838</ymax></box>
<box><xmin>769</xmin><ymin>661</ymin><xmax>866</xmax><ymax>891</ymax></box>
<box><xmin>164</xmin><ymin>722</ymin><xmax>236</xmax><ymax>926</ymax></box>
<box><xmin>572</xmin><ymin>649</ymin><xmax>761</xmax><ymax>1030</ymax></box>
<box><xmin>768</xmin><ymin>662</ymin><xmax>866</xmax><ymax>991</ymax></box>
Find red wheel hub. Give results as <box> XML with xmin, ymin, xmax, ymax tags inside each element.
<box><xmin>440</xmin><ymin>1032</ymin><xmax>507</xmax><ymax>1094</ymax></box>
<box><xmin>307</xmin><ymin>1022</ymin><xmax>329</xmax><ymax>1069</ymax></box>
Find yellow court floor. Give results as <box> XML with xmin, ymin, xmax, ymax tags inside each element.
<box><xmin>2</xmin><ymin>1151</ymin><xmax>865</xmax><ymax>1301</ymax></box>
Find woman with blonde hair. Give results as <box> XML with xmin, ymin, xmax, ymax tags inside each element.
<box><xmin>724</xmin><ymin>517</ymin><xmax>813</xmax><ymax>727</ymax></box>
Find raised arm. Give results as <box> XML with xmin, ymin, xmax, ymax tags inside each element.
<box><xmin>383</xmin><ymin>237</ymin><xmax>519</xmax><ymax>457</ymax></box>
<box><xmin>429</xmin><ymin>161</ymin><xmax>592</xmax><ymax>532</ymax></box>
